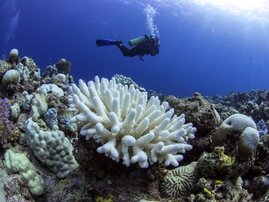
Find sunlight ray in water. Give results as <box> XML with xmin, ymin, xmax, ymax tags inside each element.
<box><xmin>189</xmin><ymin>0</ymin><xmax>269</xmax><ymax>20</ymax></box>
<box><xmin>133</xmin><ymin>0</ymin><xmax>269</xmax><ymax>22</ymax></box>
<box><xmin>195</xmin><ymin>0</ymin><xmax>268</xmax><ymax>11</ymax></box>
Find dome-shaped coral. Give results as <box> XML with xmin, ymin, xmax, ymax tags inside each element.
<box><xmin>221</xmin><ymin>114</ymin><xmax>256</xmax><ymax>131</ymax></box>
<box><xmin>212</xmin><ymin>114</ymin><xmax>256</xmax><ymax>147</ymax></box>
<box><xmin>238</xmin><ymin>127</ymin><xmax>259</xmax><ymax>160</ymax></box>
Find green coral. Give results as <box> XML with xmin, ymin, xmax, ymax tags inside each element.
<box><xmin>25</xmin><ymin>118</ymin><xmax>79</xmax><ymax>178</ymax></box>
<box><xmin>4</xmin><ymin>149</ymin><xmax>44</xmax><ymax>196</ymax></box>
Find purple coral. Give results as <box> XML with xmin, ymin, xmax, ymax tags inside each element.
<box><xmin>0</xmin><ymin>98</ymin><xmax>14</xmax><ymax>146</ymax></box>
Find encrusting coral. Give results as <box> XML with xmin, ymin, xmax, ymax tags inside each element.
<box><xmin>69</xmin><ymin>76</ymin><xmax>196</xmax><ymax>168</ymax></box>
<box><xmin>0</xmin><ymin>98</ymin><xmax>15</xmax><ymax>148</ymax></box>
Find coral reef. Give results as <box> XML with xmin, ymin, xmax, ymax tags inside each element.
<box><xmin>0</xmin><ymin>98</ymin><xmax>15</xmax><ymax>148</ymax></box>
<box><xmin>1</xmin><ymin>173</ymin><xmax>35</xmax><ymax>201</ymax></box>
<box><xmin>210</xmin><ymin>114</ymin><xmax>260</xmax><ymax>166</ymax></box>
<box><xmin>245</xmin><ymin>175</ymin><xmax>269</xmax><ymax>199</ymax></box>
<box><xmin>165</xmin><ymin>93</ymin><xmax>221</xmax><ymax>163</ymax></box>
<box><xmin>211</xmin><ymin>113</ymin><xmax>257</xmax><ymax>148</ymax></box>
<box><xmin>201</xmin><ymin>114</ymin><xmax>260</xmax><ymax>179</ymax></box>
<box><xmin>55</xmin><ymin>58</ymin><xmax>72</xmax><ymax>75</ymax></box>
<box><xmin>69</xmin><ymin>76</ymin><xmax>196</xmax><ymax>168</ymax></box>
<box><xmin>1</xmin><ymin>48</ymin><xmax>269</xmax><ymax>201</ymax></box>
<box><xmin>257</xmin><ymin>119</ymin><xmax>268</xmax><ymax>136</ymax></box>
<box><xmin>112</xmin><ymin>74</ymin><xmax>146</xmax><ymax>92</ymax></box>
<box><xmin>208</xmin><ymin>90</ymin><xmax>269</xmax><ymax>127</ymax></box>
<box><xmin>165</xmin><ymin>92</ymin><xmax>220</xmax><ymax>136</ymax></box>
<box><xmin>190</xmin><ymin>177</ymin><xmax>252</xmax><ymax>201</ymax></box>
<box><xmin>196</xmin><ymin>147</ymin><xmax>239</xmax><ymax>178</ymax></box>
<box><xmin>252</xmin><ymin>134</ymin><xmax>269</xmax><ymax>177</ymax></box>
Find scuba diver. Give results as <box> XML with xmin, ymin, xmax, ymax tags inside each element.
<box><xmin>96</xmin><ymin>35</ymin><xmax>160</xmax><ymax>61</ymax></box>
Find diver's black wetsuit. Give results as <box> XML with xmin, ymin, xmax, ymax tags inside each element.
<box><xmin>116</xmin><ymin>36</ymin><xmax>159</xmax><ymax>59</ymax></box>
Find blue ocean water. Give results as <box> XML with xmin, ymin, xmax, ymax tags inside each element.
<box><xmin>1</xmin><ymin>0</ymin><xmax>269</xmax><ymax>97</ymax></box>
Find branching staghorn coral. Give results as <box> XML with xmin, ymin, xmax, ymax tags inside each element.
<box><xmin>69</xmin><ymin>76</ymin><xmax>196</xmax><ymax>168</ymax></box>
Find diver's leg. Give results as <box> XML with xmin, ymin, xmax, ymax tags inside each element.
<box><xmin>116</xmin><ymin>44</ymin><xmax>136</xmax><ymax>57</ymax></box>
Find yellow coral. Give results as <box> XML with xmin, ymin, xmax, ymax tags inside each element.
<box><xmin>215</xmin><ymin>180</ymin><xmax>223</xmax><ymax>185</ymax></box>
<box><xmin>215</xmin><ymin>147</ymin><xmax>235</xmax><ymax>168</ymax></box>
<box><xmin>203</xmin><ymin>188</ymin><xmax>213</xmax><ymax>199</ymax></box>
<box><xmin>95</xmin><ymin>194</ymin><xmax>113</xmax><ymax>202</ymax></box>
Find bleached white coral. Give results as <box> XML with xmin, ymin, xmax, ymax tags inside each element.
<box><xmin>69</xmin><ymin>76</ymin><xmax>196</xmax><ymax>168</ymax></box>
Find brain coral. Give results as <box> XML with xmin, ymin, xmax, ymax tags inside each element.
<box><xmin>68</xmin><ymin>76</ymin><xmax>196</xmax><ymax>168</ymax></box>
<box><xmin>160</xmin><ymin>162</ymin><xmax>197</xmax><ymax>198</ymax></box>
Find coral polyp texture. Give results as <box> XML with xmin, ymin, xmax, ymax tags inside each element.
<box><xmin>25</xmin><ymin>118</ymin><xmax>79</xmax><ymax>178</ymax></box>
<box><xmin>69</xmin><ymin>76</ymin><xmax>196</xmax><ymax>168</ymax></box>
<box><xmin>4</xmin><ymin>149</ymin><xmax>44</xmax><ymax>196</ymax></box>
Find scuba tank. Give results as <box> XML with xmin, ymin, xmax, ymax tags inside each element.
<box><xmin>128</xmin><ymin>35</ymin><xmax>148</xmax><ymax>47</ymax></box>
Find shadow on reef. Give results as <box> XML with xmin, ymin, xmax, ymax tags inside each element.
<box><xmin>0</xmin><ymin>49</ymin><xmax>269</xmax><ymax>201</ymax></box>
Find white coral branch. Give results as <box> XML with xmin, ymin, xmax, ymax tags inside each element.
<box><xmin>69</xmin><ymin>76</ymin><xmax>196</xmax><ymax>168</ymax></box>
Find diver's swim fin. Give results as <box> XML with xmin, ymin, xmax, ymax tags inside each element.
<box><xmin>96</xmin><ymin>39</ymin><xmax>122</xmax><ymax>46</ymax></box>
